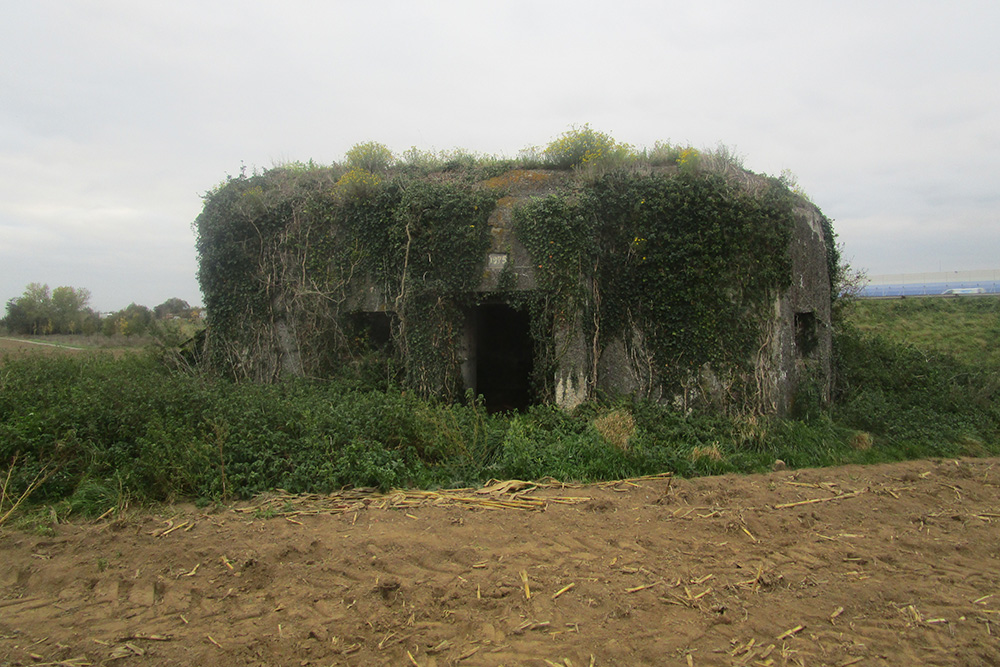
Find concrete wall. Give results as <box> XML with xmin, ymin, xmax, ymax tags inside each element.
<box><xmin>476</xmin><ymin>170</ymin><xmax>569</xmax><ymax>292</ymax></box>
<box><xmin>589</xmin><ymin>199</ymin><xmax>833</xmax><ymax>415</ymax></box>
<box><xmin>768</xmin><ymin>203</ymin><xmax>834</xmax><ymax>415</ymax></box>
<box><xmin>349</xmin><ymin>169</ymin><xmax>834</xmax><ymax>415</ymax></box>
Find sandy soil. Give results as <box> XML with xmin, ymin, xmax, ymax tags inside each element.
<box><xmin>2</xmin><ymin>458</ymin><xmax>1000</xmax><ymax>666</ymax></box>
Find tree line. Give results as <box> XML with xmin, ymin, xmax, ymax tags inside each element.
<box><xmin>1</xmin><ymin>283</ymin><xmax>201</xmax><ymax>337</ymax></box>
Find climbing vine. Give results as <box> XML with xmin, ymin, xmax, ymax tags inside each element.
<box><xmin>514</xmin><ymin>170</ymin><xmax>796</xmax><ymax>408</ymax></box>
<box><xmin>390</xmin><ymin>181</ymin><xmax>497</xmax><ymax>398</ymax></box>
<box><xmin>195</xmin><ymin>166</ymin><xmax>498</xmax><ymax>396</ymax></box>
<box><xmin>195</xmin><ymin>133</ymin><xmax>824</xmax><ymax>414</ymax></box>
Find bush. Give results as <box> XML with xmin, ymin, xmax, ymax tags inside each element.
<box><xmin>0</xmin><ymin>354</ymin><xmax>214</xmax><ymax>504</ymax></box>
<box><xmin>345</xmin><ymin>141</ymin><xmax>394</xmax><ymax>173</ymax></box>
<box><xmin>335</xmin><ymin>167</ymin><xmax>382</xmax><ymax>200</ymax></box>
<box><xmin>543</xmin><ymin>124</ymin><xmax>635</xmax><ymax>170</ymax></box>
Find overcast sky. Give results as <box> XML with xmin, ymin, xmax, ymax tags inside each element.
<box><xmin>2</xmin><ymin>1</ymin><xmax>997</xmax><ymax>312</ymax></box>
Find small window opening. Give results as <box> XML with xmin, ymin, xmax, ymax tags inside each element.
<box><xmin>795</xmin><ymin>311</ymin><xmax>818</xmax><ymax>357</ymax></box>
<box><xmin>347</xmin><ymin>312</ymin><xmax>393</xmax><ymax>351</ymax></box>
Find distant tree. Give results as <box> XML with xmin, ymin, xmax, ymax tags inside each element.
<box><xmin>101</xmin><ymin>315</ymin><xmax>120</xmax><ymax>337</ymax></box>
<box><xmin>154</xmin><ymin>297</ymin><xmax>191</xmax><ymax>320</ymax></box>
<box><xmin>104</xmin><ymin>303</ymin><xmax>154</xmax><ymax>337</ymax></box>
<box><xmin>51</xmin><ymin>286</ymin><xmax>92</xmax><ymax>333</ymax></box>
<box><xmin>23</xmin><ymin>283</ymin><xmax>53</xmax><ymax>333</ymax></box>
<box><xmin>79</xmin><ymin>309</ymin><xmax>101</xmax><ymax>335</ymax></box>
<box><xmin>2</xmin><ymin>298</ymin><xmax>31</xmax><ymax>334</ymax></box>
<box><xmin>3</xmin><ymin>284</ymin><xmax>99</xmax><ymax>335</ymax></box>
<box><xmin>3</xmin><ymin>283</ymin><xmax>53</xmax><ymax>334</ymax></box>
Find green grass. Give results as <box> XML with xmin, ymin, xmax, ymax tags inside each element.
<box><xmin>0</xmin><ymin>298</ymin><xmax>998</xmax><ymax>520</ymax></box>
<box><xmin>847</xmin><ymin>296</ymin><xmax>1000</xmax><ymax>370</ymax></box>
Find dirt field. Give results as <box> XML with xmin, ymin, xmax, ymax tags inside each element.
<box><xmin>0</xmin><ymin>337</ymin><xmax>87</xmax><ymax>355</ymax></box>
<box><xmin>0</xmin><ymin>335</ymin><xmax>150</xmax><ymax>363</ymax></box>
<box><xmin>2</xmin><ymin>457</ymin><xmax>1000</xmax><ymax>666</ymax></box>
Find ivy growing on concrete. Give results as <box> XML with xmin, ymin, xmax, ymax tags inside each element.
<box><xmin>514</xmin><ymin>170</ymin><xmax>797</xmax><ymax>406</ymax></box>
<box><xmin>195</xmin><ymin>133</ymin><xmax>815</xmax><ymax>411</ymax></box>
<box><xmin>195</xmin><ymin>166</ymin><xmax>498</xmax><ymax>396</ymax></box>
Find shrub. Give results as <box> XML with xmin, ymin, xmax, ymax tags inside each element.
<box><xmin>641</xmin><ymin>140</ymin><xmax>682</xmax><ymax>166</ymax></box>
<box><xmin>335</xmin><ymin>167</ymin><xmax>382</xmax><ymax>200</ymax></box>
<box><xmin>677</xmin><ymin>147</ymin><xmax>701</xmax><ymax>173</ymax></box>
<box><xmin>345</xmin><ymin>141</ymin><xmax>394</xmax><ymax>173</ymax></box>
<box><xmin>543</xmin><ymin>124</ymin><xmax>635</xmax><ymax>170</ymax></box>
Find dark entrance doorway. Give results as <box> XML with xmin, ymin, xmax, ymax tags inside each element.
<box><xmin>475</xmin><ymin>303</ymin><xmax>534</xmax><ymax>413</ymax></box>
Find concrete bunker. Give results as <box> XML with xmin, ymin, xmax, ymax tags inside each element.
<box><xmin>196</xmin><ymin>161</ymin><xmax>837</xmax><ymax>417</ymax></box>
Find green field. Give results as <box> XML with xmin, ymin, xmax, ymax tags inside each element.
<box><xmin>848</xmin><ymin>296</ymin><xmax>1000</xmax><ymax>370</ymax></box>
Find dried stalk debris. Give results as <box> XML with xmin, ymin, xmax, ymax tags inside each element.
<box><xmin>238</xmin><ymin>482</ymin><xmax>592</xmax><ymax>518</ymax></box>
<box><xmin>774</xmin><ymin>489</ymin><xmax>864</xmax><ymax>509</ymax></box>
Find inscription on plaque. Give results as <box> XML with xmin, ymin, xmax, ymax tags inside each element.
<box><xmin>488</xmin><ymin>253</ymin><xmax>508</xmax><ymax>269</ymax></box>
